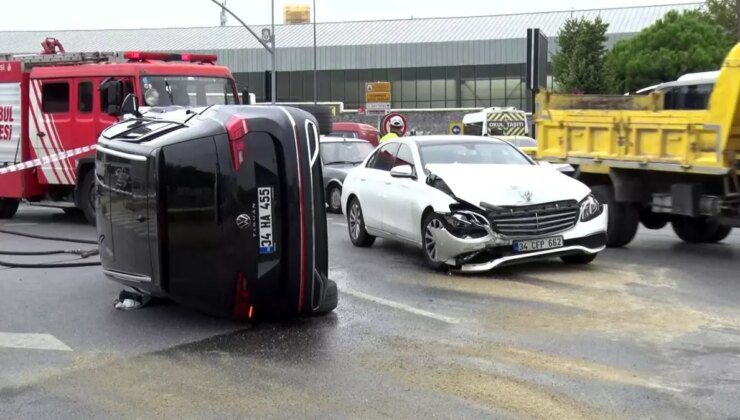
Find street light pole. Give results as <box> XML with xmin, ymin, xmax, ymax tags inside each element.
<box><xmin>271</xmin><ymin>0</ymin><xmax>276</xmax><ymax>104</ymax></box>
<box><xmin>313</xmin><ymin>0</ymin><xmax>318</xmax><ymax>104</ymax></box>
<box><xmin>210</xmin><ymin>0</ymin><xmax>276</xmax><ymax>104</ymax></box>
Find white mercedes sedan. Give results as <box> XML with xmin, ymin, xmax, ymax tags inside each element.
<box><xmin>341</xmin><ymin>136</ymin><xmax>608</xmax><ymax>273</ymax></box>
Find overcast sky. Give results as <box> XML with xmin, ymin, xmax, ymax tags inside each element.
<box><xmin>2</xmin><ymin>0</ymin><xmax>698</xmax><ymax>31</ymax></box>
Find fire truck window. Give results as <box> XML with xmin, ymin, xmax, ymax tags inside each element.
<box><xmin>78</xmin><ymin>82</ymin><xmax>93</xmax><ymax>113</ymax></box>
<box><xmin>100</xmin><ymin>80</ymin><xmax>134</xmax><ymax>112</ymax></box>
<box><xmin>42</xmin><ymin>83</ymin><xmax>69</xmax><ymax>113</ymax></box>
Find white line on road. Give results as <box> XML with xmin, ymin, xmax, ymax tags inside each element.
<box><xmin>341</xmin><ymin>288</ymin><xmax>461</xmax><ymax>324</ymax></box>
<box><xmin>0</xmin><ymin>332</ymin><xmax>72</xmax><ymax>351</ymax></box>
<box><xmin>2</xmin><ymin>223</ymin><xmax>38</xmax><ymax>227</ymax></box>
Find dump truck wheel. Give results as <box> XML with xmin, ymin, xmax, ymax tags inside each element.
<box><xmin>591</xmin><ymin>185</ymin><xmax>639</xmax><ymax>247</ymax></box>
<box><xmin>640</xmin><ymin>208</ymin><xmax>668</xmax><ymax>230</ymax></box>
<box><xmin>672</xmin><ymin>217</ymin><xmax>731</xmax><ymax>243</ymax></box>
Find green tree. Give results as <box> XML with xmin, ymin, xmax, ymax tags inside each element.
<box><xmin>704</xmin><ymin>0</ymin><xmax>739</xmax><ymax>41</ymax></box>
<box><xmin>552</xmin><ymin>17</ymin><xmax>610</xmax><ymax>94</ymax></box>
<box><xmin>606</xmin><ymin>10</ymin><xmax>733</xmax><ymax>93</ymax></box>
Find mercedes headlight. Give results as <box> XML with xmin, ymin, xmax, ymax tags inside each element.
<box><xmin>579</xmin><ymin>194</ymin><xmax>604</xmax><ymax>222</ymax></box>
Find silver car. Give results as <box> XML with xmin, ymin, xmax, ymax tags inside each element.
<box><xmin>320</xmin><ymin>137</ymin><xmax>375</xmax><ymax>213</ymax></box>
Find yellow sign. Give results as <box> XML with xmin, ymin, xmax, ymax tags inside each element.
<box><xmin>449</xmin><ymin>121</ymin><xmax>464</xmax><ymax>135</ymax></box>
<box><xmin>366</xmin><ymin>82</ymin><xmax>391</xmax><ymax>93</ymax></box>
<box><xmin>366</xmin><ymin>92</ymin><xmax>391</xmax><ymax>102</ymax></box>
<box><xmin>365</xmin><ymin>82</ymin><xmax>392</xmax><ymax>105</ymax></box>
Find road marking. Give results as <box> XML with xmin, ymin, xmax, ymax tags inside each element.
<box><xmin>2</xmin><ymin>223</ymin><xmax>38</xmax><ymax>227</ymax></box>
<box><xmin>0</xmin><ymin>332</ymin><xmax>72</xmax><ymax>351</ymax></box>
<box><xmin>341</xmin><ymin>288</ymin><xmax>461</xmax><ymax>324</ymax></box>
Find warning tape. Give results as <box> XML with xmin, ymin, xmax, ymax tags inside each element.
<box><xmin>0</xmin><ymin>145</ymin><xmax>97</xmax><ymax>175</ymax></box>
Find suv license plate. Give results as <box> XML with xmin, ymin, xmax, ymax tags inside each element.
<box><xmin>513</xmin><ymin>236</ymin><xmax>563</xmax><ymax>253</ymax></box>
<box><xmin>258</xmin><ymin>187</ymin><xmax>275</xmax><ymax>254</ymax></box>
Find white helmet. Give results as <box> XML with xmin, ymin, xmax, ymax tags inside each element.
<box><xmin>389</xmin><ymin>116</ymin><xmax>404</xmax><ymax>128</ymax></box>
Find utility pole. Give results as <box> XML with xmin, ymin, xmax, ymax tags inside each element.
<box><xmin>271</xmin><ymin>0</ymin><xmax>276</xmax><ymax>104</ymax></box>
<box><xmin>219</xmin><ymin>0</ymin><xmax>227</xmax><ymax>26</ymax></box>
<box><xmin>313</xmin><ymin>0</ymin><xmax>318</xmax><ymax>104</ymax></box>
<box><xmin>210</xmin><ymin>0</ymin><xmax>276</xmax><ymax>104</ymax></box>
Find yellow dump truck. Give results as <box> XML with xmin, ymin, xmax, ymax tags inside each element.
<box><xmin>536</xmin><ymin>43</ymin><xmax>739</xmax><ymax>247</ymax></box>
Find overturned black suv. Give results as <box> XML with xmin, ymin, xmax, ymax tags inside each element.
<box><xmin>95</xmin><ymin>98</ymin><xmax>336</xmax><ymax>320</ymax></box>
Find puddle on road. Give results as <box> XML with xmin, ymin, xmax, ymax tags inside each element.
<box><xmin>33</xmin><ymin>351</ymin><xmax>330</xmax><ymax>417</ymax></box>
<box><xmin>360</xmin><ymin>337</ymin><xmax>609</xmax><ymax>419</ymax></box>
<box><xmin>358</xmin><ymin>336</ymin><xmax>687</xmax><ymax>419</ymax></box>
<box><xmin>410</xmin><ymin>262</ymin><xmax>738</xmax><ymax>343</ymax></box>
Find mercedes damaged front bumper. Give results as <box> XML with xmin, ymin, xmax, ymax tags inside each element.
<box><xmin>428</xmin><ymin>204</ymin><xmax>608</xmax><ymax>273</ymax></box>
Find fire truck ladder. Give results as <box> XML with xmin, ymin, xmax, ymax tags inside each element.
<box><xmin>0</xmin><ymin>51</ymin><xmax>118</xmax><ymax>68</ymax></box>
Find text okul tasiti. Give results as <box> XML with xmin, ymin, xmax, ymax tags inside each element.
<box><xmin>0</xmin><ymin>105</ymin><xmax>13</xmax><ymax>141</ymax></box>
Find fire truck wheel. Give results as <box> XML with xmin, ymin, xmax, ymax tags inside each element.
<box><xmin>0</xmin><ymin>198</ymin><xmax>19</xmax><ymax>219</ymax></box>
<box><xmin>79</xmin><ymin>170</ymin><xmax>96</xmax><ymax>225</ymax></box>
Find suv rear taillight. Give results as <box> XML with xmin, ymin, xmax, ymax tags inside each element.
<box><xmin>225</xmin><ymin>115</ymin><xmax>248</xmax><ymax>171</ymax></box>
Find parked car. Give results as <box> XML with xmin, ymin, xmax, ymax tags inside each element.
<box><xmin>320</xmin><ymin>137</ymin><xmax>375</xmax><ymax>213</ymax></box>
<box><xmin>330</xmin><ymin>122</ymin><xmax>380</xmax><ymax>146</ymax></box>
<box><xmin>341</xmin><ymin>136</ymin><xmax>608</xmax><ymax>272</ymax></box>
<box><xmin>497</xmin><ymin>135</ymin><xmax>537</xmax><ymax>158</ymax></box>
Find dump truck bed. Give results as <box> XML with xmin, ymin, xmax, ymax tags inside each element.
<box><xmin>536</xmin><ymin>43</ymin><xmax>740</xmax><ymax>176</ymax></box>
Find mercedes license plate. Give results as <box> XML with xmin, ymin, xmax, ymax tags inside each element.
<box><xmin>258</xmin><ymin>187</ymin><xmax>275</xmax><ymax>254</ymax></box>
<box><xmin>513</xmin><ymin>236</ymin><xmax>563</xmax><ymax>253</ymax></box>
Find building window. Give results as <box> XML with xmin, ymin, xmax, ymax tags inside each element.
<box><xmin>289</xmin><ymin>71</ymin><xmax>303</xmax><ymax>102</ymax></box>
<box><xmin>401</xmin><ymin>67</ymin><xmax>416</xmax><ymax>108</ymax></box>
<box><xmin>42</xmin><ymin>82</ymin><xmax>70</xmax><ymax>113</ymax></box>
<box><xmin>460</xmin><ymin>66</ymin><xmax>475</xmax><ymax>108</ymax></box>
<box><xmin>389</xmin><ymin>68</ymin><xmax>402</xmax><ymax>108</ymax></box>
<box><xmin>446</xmin><ymin>66</ymin><xmax>459</xmax><ymax>108</ymax></box>
<box><xmin>475</xmin><ymin>65</ymin><xmax>491</xmax><ymax>108</ymax></box>
<box><xmin>78</xmin><ymin>81</ymin><xmax>93</xmax><ymax>113</ymax></box>
<box><xmin>416</xmin><ymin>67</ymin><xmax>431</xmax><ymax>109</ymax></box>
<box><xmin>318</xmin><ymin>71</ymin><xmax>331</xmax><ymax>102</ymax></box>
<box><xmin>344</xmin><ymin>70</ymin><xmax>359</xmax><ymax>109</ymax></box>
<box><xmin>277</xmin><ymin>72</ymin><xmax>290</xmax><ymax>102</ymax></box>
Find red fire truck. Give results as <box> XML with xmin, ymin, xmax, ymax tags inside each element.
<box><xmin>0</xmin><ymin>40</ymin><xmax>240</xmax><ymax>223</ymax></box>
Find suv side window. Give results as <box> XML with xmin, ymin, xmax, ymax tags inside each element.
<box><xmin>367</xmin><ymin>143</ymin><xmax>399</xmax><ymax>171</ymax></box>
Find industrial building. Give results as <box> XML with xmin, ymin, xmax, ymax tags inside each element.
<box><xmin>0</xmin><ymin>3</ymin><xmax>700</xmax><ymax>112</ymax></box>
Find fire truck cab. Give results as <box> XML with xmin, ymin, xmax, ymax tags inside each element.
<box><xmin>0</xmin><ymin>46</ymin><xmax>239</xmax><ymax>223</ymax></box>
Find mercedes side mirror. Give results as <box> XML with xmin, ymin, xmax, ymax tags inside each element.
<box><xmin>120</xmin><ymin>94</ymin><xmax>142</xmax><ymax>118</ymax></box>
<box><xmin>390</xmin><ymin>164</ymin><xmax>416</xmax><ymax>179</ymax></box>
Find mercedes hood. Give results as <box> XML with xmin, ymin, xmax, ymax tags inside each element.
<box><xmin>426</xmin><ymin>164</ymin><xmax>591</xmax><ymax>207</ymax></box>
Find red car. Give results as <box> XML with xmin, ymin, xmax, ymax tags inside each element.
<box><xmin>329</xmin><ymin>122</ymin><xmax>380</xmax><ymax>147</ymax></box>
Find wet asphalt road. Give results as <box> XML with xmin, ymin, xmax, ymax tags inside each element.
<box><xmin>0</xmin><ymin>205</ymin><xmax>739</xmax><ymax>418</ymax></box>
